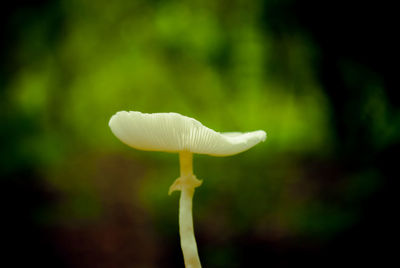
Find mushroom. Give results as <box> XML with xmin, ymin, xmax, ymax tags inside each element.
<box><xmin>109</xmin><ymin>111</ymin><xmax>266</xmax><ymax>268</ymax></box>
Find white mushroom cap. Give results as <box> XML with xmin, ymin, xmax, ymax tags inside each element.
<box><xmin>109</xmin><ymin>111</ymin><xmax>266</xmax><ymax>156</ymax></box>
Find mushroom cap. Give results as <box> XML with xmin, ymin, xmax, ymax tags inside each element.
<box><xmin>109</xmin><ymin>111</ymin><xmax>266</xmax><ymax>156</ymax></box>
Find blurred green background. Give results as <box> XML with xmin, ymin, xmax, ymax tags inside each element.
<box><xmin>1</xmin><ymin>0</ymin><xmax>398</xmax><ymax>267</ymax></box>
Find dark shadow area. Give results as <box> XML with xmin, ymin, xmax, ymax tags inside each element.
<box><xmin>260</xmin><ymin>0</ymin><xmax>397</xmax><ymax>266</ymax></box>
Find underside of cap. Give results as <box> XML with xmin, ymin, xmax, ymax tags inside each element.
<box><xmin>109</xmin><ymin>111</ymin><xmax>266</xmax><ymax>156</ymax></box>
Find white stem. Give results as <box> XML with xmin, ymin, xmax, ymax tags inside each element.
<box><xmin>177</xmin><ymin>151</ymin><xmax>202</xmax><ymax>268</ymax></box>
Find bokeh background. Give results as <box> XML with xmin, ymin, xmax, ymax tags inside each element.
<box><xmin>1</xmin><ymin>0</ymin><xmax>398</xmax><ymax>267</ymax></box>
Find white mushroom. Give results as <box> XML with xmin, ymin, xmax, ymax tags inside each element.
<box><xmin>109</xmin><ymin>111</ymin><xmax>266</xmax><ymax>268</ymax></box>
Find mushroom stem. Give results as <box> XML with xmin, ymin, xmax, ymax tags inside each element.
<box><xmin>177</xmin><ymin>151</ymin><xmax>202</xmax><ymax>268</ymax></box>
